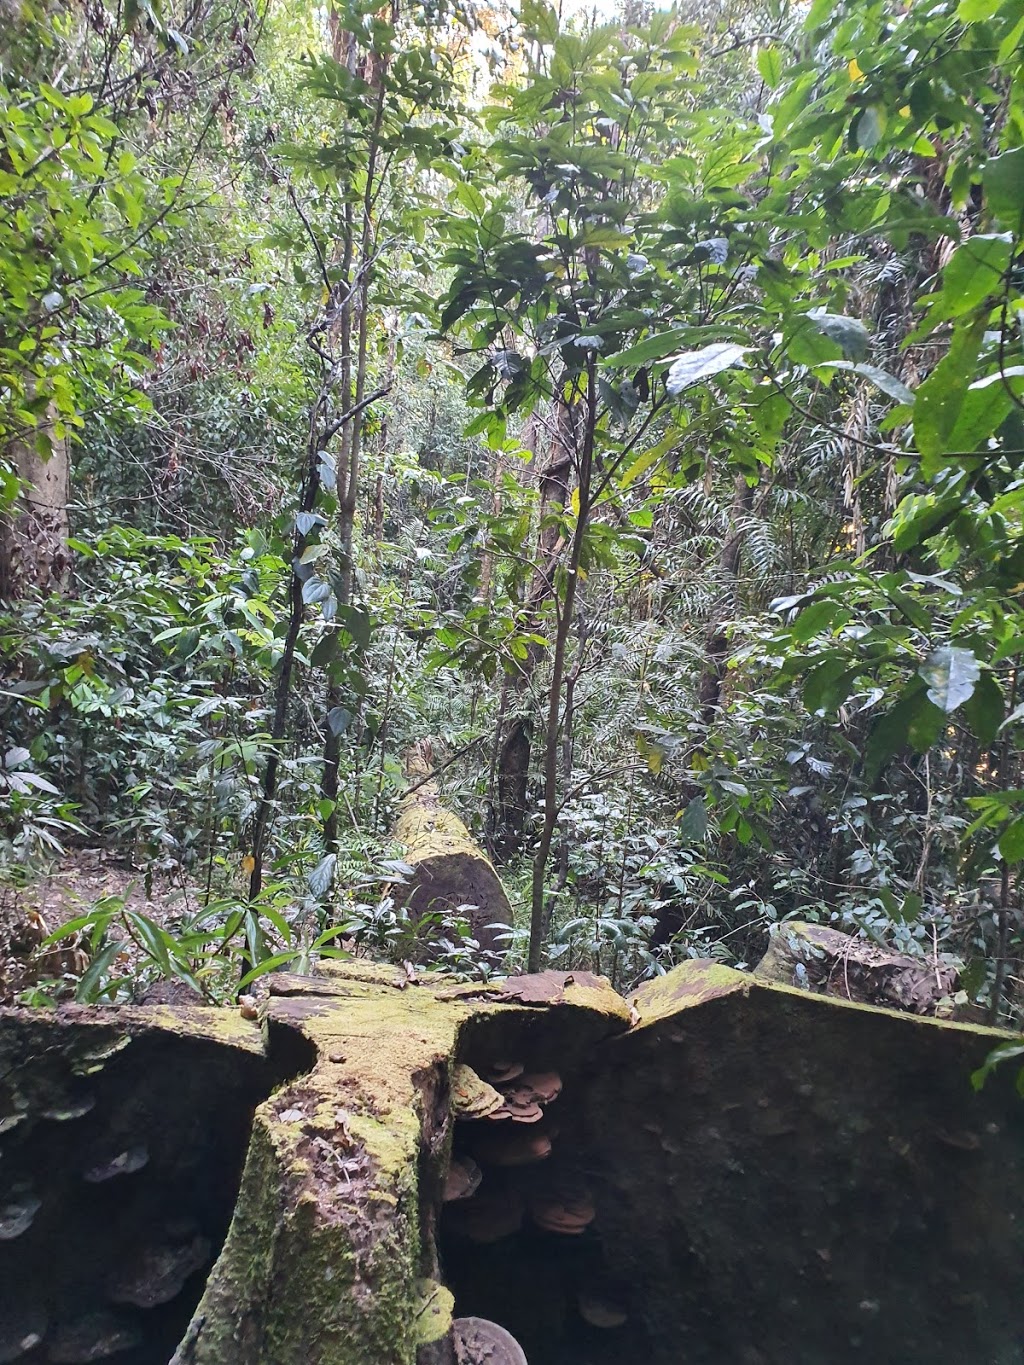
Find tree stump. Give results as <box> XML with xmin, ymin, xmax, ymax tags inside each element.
<box><xmin>392</xmin><ymin>743</ymin><xmax>513</xmax><ymax>963</ymax></box>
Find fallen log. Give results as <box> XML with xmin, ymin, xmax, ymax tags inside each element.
<box><xmin>2</xmin><ymin>960</ymin><xmax>1023</xmax><ymax>1365</ymax></box>
<box><xmin>392</xmin><ymin>743</ymin><xmax>513</xmax><ymax>964</ymax></box>
<box><xmin>754</xmin><ymin>919</ymin><xmax>964</xmax><ymax>1016</ymax></box>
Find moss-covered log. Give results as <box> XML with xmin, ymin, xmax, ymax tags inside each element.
<box><xmin>755</xmin><ymin>919</ymin><xmax>963</xmax><ymax>1015</ymax></box>
<box><xmin>392</xmin><ymin>745</ymin><xmax>512</xmax><ymax>962</ymax></box>
<box><xmin>3</xmin><ymin>960</ymin><xmax>1024</xmax><ymax>1365</ymax></box>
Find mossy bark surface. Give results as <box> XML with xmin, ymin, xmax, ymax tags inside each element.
<box><xmin>578</xmin><ymin>961</ymin><xmax>1024</xmax><ymax>1365</ymax></box>
<box><xmin>392</xmin><ymin>782</ymin><xmax>513</xmax><ymax>961</ymax></box>
<box><xmin>754</xmin><ymin>919</ymin><xmax>962</xmax><ymax>1015</ymax></box>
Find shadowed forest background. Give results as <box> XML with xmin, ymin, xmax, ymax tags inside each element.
<box><xmin>3</xmin><ymin>0</ymin><xmax>1024</xmax><ymax>1017</ymax></box>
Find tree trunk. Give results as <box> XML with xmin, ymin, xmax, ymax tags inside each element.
<box><xmin>697</xmin><ymin>472</ymin><xmax>752</xmax><ymax>725</ymax></box>
<box><xmin>491</xmin><ymin>400</ymin><xmax>576</xmax><ymax>862</ymax></box>
<box><xmin>0</xmin><ymin>422</ymin><xmax>70</xmax><ymax>600</ymax></box>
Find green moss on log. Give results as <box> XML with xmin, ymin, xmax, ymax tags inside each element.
<box><xmin>393</xmin><ymin>780</ymin><xmax>512</xmax><ymax>959</ymax></box>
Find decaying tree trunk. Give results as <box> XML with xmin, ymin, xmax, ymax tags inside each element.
<box><xmin>754</xmin><ymin>920</ymin><xmax>964</xmax><ymax>1016</ymax></box>
<box><xmin>393</xmin><ymin>743</ymin><xmax>513</xmax><ymax>962</ymax></box>
<box><xmin>3</xmin><ymin>959</ymin><xmax>1024</xmax><ymax>1365</ymax></box>
<box><xmin>0</xmin><ymin>421</ymin><xmax>70</xmax><ymax>600</ymax></box>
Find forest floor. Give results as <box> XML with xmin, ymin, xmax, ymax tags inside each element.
<box><xmin>0</xmin><ymin>848</ymin><xmax>201</xmax><ymax>1004</ymax></box>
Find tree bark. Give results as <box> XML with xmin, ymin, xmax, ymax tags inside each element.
<box><xmin>0</xmin><ymin>420</ymin><xmax>70</xmax><ymax>600</ymax></box>
<box><xmin>697</xmin><ymin>472</ymin><xmax>752</xmax><ymax>725</ymax></box>
<box><xmin>393</xmin><ymin>742</ymin><xmax>513</xmax><ymax>962</ymax></box>
<box><xmin>491</xmin><ymin>400</ymin><xmax>576</xmax><ymax>862</ymax></box>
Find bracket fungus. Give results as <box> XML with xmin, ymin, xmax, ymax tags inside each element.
<box><xmin>528</xmin><ymin>1186</ymin><xmax>596</xmax><ymax>1236</ymax></box>
<box><xmin>452</xmin><ymin>1066</ymin><xmax>506</xmax><ymax>1121</ymax></box>
<box><xmin>47</xmin><ymin>1313</ymin><xmax>142</xmax><ymax>1363</ymax></box>
<box><xmin>468</xmin><ymin>1128</ymin><xmax>553</xmax><ymax>1167</ymax></box>
<box><xmin>577</xmin><ymin>1292</ymin><xmax>628</xmax><ymax>1329</ymax></box>
<box><xmin>446</xmin><ymin>1186</ymin><xmax>525</xmax><ymax>1244</ymax></box>
<box><xmin>452</xmin><ymin>1317</ymin><xmax>528</xmax><ymax>1365</ymax></box>
<box><xmin>443</xmin><ymin>1157</ymin><xmax>483</xmax><ymax>1203</ymax></box>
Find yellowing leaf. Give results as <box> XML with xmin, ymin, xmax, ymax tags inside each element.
<box><xmin>899</xmin><ymin>105</ymin><xmax>911</xmax><ymax>118</ymax></box>
<box><xmin>848</xmin><ymin>58</ymin><xmax>865</xmax><ymax>82</ymax></box>
<box><xmin>570</xmin><ymin>486</ymin><xmax>581</xmax><ymax>517</ymax></box>
<box><xmin>241</xmin><ymin>854</ymin><xmax>255</xmax><ymax>875</ymax></box>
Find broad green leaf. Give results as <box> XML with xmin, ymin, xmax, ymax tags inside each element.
<box><xmin>815</xmin><ymin>361</ymin><xmax>914</xmax><ymax>405</ymax></box>
<box><xmin>864</xmin><ymin>690</ymin><xmax>919</xmax><ymax>782</ymax></box>
<box><xmin>919</xmin><ymin>645</ymin><xmax>980</xmax><ymax>713</ymax></box>
<box><xmin>790</xmin><ymin>598</ymin><xmax>850</xmax><ymax>643</ymax></box>
<box><xmin>665</xmin><ymin>342</ymin><xmax>747</xmax><ymax>395</ymax></box>
<box><xmin>984</xmin><ymin>147</ymin><xmax>1024</xmax><ymax>232</ymax></box>
<box><xmin>962</xmin><ymin>669</ymin><xmax>1003</xmax><ymax>746</ymax></box>
<box><xmin>913</xmin><ymin>316</ymin><xmax>986</xmax><ymax>466</ymax></box>
<box><xmin>998</xmin><ymin>818</ymin><xmax>1024</xmax><ymax>865</ymax></box>
<box><xmin>957</xmin><ymin>0</ymin><xmax>1001</xmax><ymax>17</ymax></box>
<box><xmin>678</xmin><ymin>796</ymin><xmax>708</xmax><ymax>841</ymax></box>
<box><xmin>927</xmin><ymin>235</ymin><xmax>1012</xmax><ymax>327</ymax></box>
<box><xmin>945</xmin><ymin>366</ymin><xmax>1024</xmax><ymax>458</ymax></box>
<box><xmin>756</xmin><ymin>46</ymin><xmax>783</xmax><ymax>87</ymax></box>
<box><xmin>853</xmin><ymin>106</ymin><xmax>885</xmax><ymax>152</ymax></box>
<box><xmin>808</xmin><ymin>311</ymin><xmax>870</xmax><ymax>361</ymax></box>
<box><xmin>327</xmin><ymin>705</ymin><xmax>352</xmax><ymax>736</ymax></box>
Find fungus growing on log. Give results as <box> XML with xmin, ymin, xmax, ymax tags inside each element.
<box><xmin>446</xmin><ymin>1186</ymin><xmax>525</xmax><ymax>1244</ymax></box>
<box><xmin>485</xmin><ymin>1062</ymin><xmax>524</xmax><ymax>1084</ymax></box>
<box><xmin>392</xmin><ymin>742</ymin><xmax>513</xmax><ymax>962</ymax></box>
<box><xmin>4</xmin><ymin>958</ymin><xmax>1024</xmax><ymax>1365</ymax></box>
<box><xmin>443</xmin><ymin>1157</ymin><xmax>483</xmax><ymax>1202</ymax></box>
<box><xmin>47</xmin><ymin>1313</ymin><xmax>142</xmax><ymax>1363</ymax></box>
<box><xmin>452</xmin><ymin>1316</ymin><xmax>528</xmax><ymax>1365</ymax></box>
<box><xmin>452</xmin><ymin>1064</ymin><xmax>506</xmax><ymax>1120</ymax></box>
<box><xmin>577</xmin><ymin>1292</ymin><xmax>628</xmax><ymax>1329</ymax></box>
<box><xmin>469</xmin><ymin>1128</ymin><xmax>552</xmax><ymax>1167</ymax></box>
<box><xmin>528</xmin><ymin>1187</ymin><xmax>596</xmax><ymax>1235</ymax></box>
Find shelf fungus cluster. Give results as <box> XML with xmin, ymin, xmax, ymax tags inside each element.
<box><xmin>447</xmin><ymin>1061</ymin><xmax>590</xmax><ymax>1242</ymax></box>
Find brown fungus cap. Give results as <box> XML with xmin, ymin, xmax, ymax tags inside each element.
<box><xmin>529</xmin><ymin>1187</ymin><xmax>595</xmax><ymax>1235</ymax></box>
<box><xmin>453</xmin><ymin>1316</ymin><xmax>528</xmax><ymax>1365</ymax></box>
<box><xmin>577</xmin><ymin>1291</ymin><xmax>628</xmax><ymax>1328</ymax></box>
<box><xmin>470</xmin><ymin>1128</ymin><xmax>553</xmax><ymax>1168</ymax></box>
<box><xmin>486</xmin><ymin>1093</ymin><xmax>545</xmax><ymax>1124</ymax></box>
<box><xmin>443</xmin><ymin>1156</ymin><xmax>483</xmax><ymax>1202</ymax></box>
<box><xmin>446</xmin><ymin>1187</ymin><xmax>524</xmax><ymax>1244</ymax></box>
<box><xmin>510</xmin><ymin>1071</ymin><xmax>562</xmax><ymax>1104</ymax></box>
<box><xmin>485</xmin><ymin>1061</ymin><xmax>525</xmax><ymax>1084</ymax></box>
<box><xmin>451</xmin><ymin>1064</ymin><xmax>506</xmax><ymax>1120</ymax></box>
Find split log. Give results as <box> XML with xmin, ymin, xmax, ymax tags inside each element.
<box><xmin>392</xmin><ymin>743</ymin><xmax>513</xmax><ymax>963</ymax></box>
<box><xmin>2</xmin><ymin>960</ymin><xmax>1024</xmax><ymax>1365</ymax></box>
<box><xmin>753</xmin><ymin>919</ymin><xmax>964</xmax><ymax>1016</ymax></box>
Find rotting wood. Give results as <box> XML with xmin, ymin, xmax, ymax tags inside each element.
<box><xmin>392</xmin><ymin>742</ymin><xmax>513</xmax><ymax>964</ymax></box>
<box><xmin>754</xmin><ymin>919</ymin><xmax>965</xmax><ymax>1016</ymax></box>
<box><xmin>3</xmin><ymin>960</ymin><xmax>1024</xmax><ymax>1364</ymax></box>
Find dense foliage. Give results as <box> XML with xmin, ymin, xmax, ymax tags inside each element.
<box><xmin>2</xmin><ymin>0</ymin><xmax>1024</xmax><ymax>1019</ymax></box>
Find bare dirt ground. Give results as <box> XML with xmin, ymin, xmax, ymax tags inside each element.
<box><xmin>0</xmin><ymin>848</ymin><xmax>201</xmax><ymax>1003</ymax></box>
